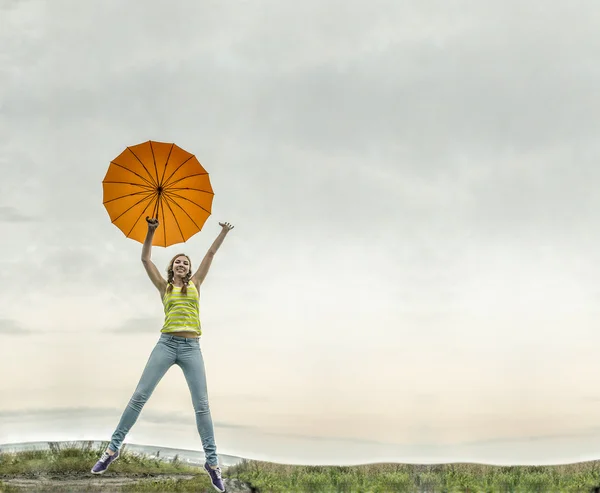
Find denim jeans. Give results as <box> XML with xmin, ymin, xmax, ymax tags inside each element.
<box><xmin>108</xmin><ymin>334</ymin><xmax>218</xmax><ymax>466</ymax></box>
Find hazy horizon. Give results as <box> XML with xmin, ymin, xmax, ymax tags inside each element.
<box><xmin>2</xmin><ymin>0</ymin><xmax>600</xmax><ymax>466</ymax></box>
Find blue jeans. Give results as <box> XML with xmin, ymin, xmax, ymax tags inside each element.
<box><xmin>108</xmin><ymin>334</ymin><xmax>218</xmax><ymax>466</ymax></box>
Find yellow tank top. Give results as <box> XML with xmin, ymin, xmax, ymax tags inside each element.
<box><xmin>161</xmin><ymin>282</ymin><xmax>201</xmax><ymax>335</ymax></box>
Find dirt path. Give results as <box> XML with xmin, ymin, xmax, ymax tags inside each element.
<box><xmin>1</xmin><ymin>473</ymin><xmax>252</xmax><ymax>492</ymax></box>
<box><xmin>1</xmin><ymin>474</ymin><xmax>193</xmax><ymax>490</ymax></box>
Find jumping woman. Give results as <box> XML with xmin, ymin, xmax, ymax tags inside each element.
<box><xmin>91</xmin><ymin>217</ymin><xmax>234</xmax><ymax>493</ymax></box>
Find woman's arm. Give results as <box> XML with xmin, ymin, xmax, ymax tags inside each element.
<box><xmin>191</xmin><ymin>222</ymin><xmax>234</xmax><ymax>289</ymax></box>
<box><xmin>141</xmin><ymin>217</ymin><xmax>167</xmax><ymax>295</ymax></box>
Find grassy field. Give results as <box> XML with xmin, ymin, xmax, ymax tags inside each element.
<box><xmin>2</xmin><ymin>442</ymin><xmax>600</xmax><ymax>492</ymax></box>
<box><xmin>226</xmin><ymin>458</ymin><xmax>600</xmax><ymax>492</ymax></box>
<box><xmin>0</xmin><ymin>441</ymin><xmax>215</xmax><ymax>492</ymax></box>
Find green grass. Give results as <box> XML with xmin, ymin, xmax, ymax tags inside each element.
<box><xmin>0</xmin><ymin>441</ymin><xmax>200</xmax><ymax>477</ymax></box>
<box><xmin>0</xmin><ymin>482</ymin><xmax>21</xmax><ymax>493</ymax></box>
<box><xmin>0</xmin><ymin>441</ymin><xmax>214</xmax><ymax>492</ymax></box>
<box><xmin>3</xmin><ymin>442</ymin><xmax>600</xmax><ymax>492</ymax></box>
<box><xmin>225</xmin><ymin>458</ymin><xmax>600</xmax><ymax>492</ymax></box>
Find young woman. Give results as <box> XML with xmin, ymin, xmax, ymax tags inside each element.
<box><xmin>91</xmin><ymin>217</ymin><xmax>234</xmax><ymax>493</ymax></box>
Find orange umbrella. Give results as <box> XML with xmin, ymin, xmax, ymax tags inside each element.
<box><xmin>102</xmin><ymin>140</ymin><xmax>214</xmax><ymax>247</ymax></box>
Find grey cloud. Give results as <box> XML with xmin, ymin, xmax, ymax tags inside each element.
<box><xmin>0</xmin><ymin>407</ymin><xmax>113</xmax><ymax>420</ymax></box>
<box><xmin>0</xmin><ymin>1</ymin><xmax>598</xmax><ymax>322</ymax></box>
<box><xmin>0</xmin><ymin>318</ymin><xmax>33</xmax><ymax>335</ymax></box>
<box><xmin>233</xmin><ymin>394</ymin><xmax>273</xmax><ymax>404</ymax></box>
<box><xmin>4</xmin><ymin>0</ymin><xmax>599</xmax><ymax>157</ymax></box>
<box><xmin>252</xmin><ymin>4</ymin><xmax>600</xmax><ymax>156</ymax></box>
<box><xmin>124</xmin><ymin>411</ymin><xmax>255</xmax><ymax>432</ymax></box>
<box><xmin>264</xmin><ymin>426</ymin><xmax>600</xmax><ymax>458</ymax></box>
<box><xmin>455</xmin><ymin>427</ymin><xmax>600</xmax><ymax>447</ymax></box>
<box><xmin>460</xmin><ymin>159</ymin><xmax>600</xmax><ymax>242</ymax></box>
<box><xmin>581</xmin><ymin>395</ymin><xmax>600</xmax><ymax>403</ymax></box>
<box><xmin>2</xmin><ymin>0</ymin><xmax>599</xmax><ymax>247</ymax></box>
<box><xmin>0</xmin><ymin>206</ymin><xmax>37</xmax><ymax>223</ymax></box>
<box><xmin>38</xmin><ymin>244</ymin><xmax>145</xmax><ymax>290</ymax></box>
<box><xmin>0</xmin><ymin>248</ymin><xmax>105</xmax><ymax>296</ymax></box>
<box><xmin>263</xmin><ymin>430</ymin><xmax>402</xmax><ymax>447</ymax></box>
<box><xmin>42</xmin><ymin>247</ymin><xmax>104</xmax><ymax>280</ymax></box>
<box><xmin>111</xmin><ymin>317</ymin><xmax>163</xmax><ymax>334</ymax></box>
<box><xmin>0</xmin><ymin>406</ymin><xmax>253</xmax><ymax>432</ymax></box>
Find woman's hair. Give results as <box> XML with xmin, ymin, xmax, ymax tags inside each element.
<box><xmin>166</xmin><ymin>253</ymin><xmax>192</xmax><ymax>295</ymax></box>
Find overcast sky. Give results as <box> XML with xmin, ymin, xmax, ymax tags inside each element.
<box><xmin>2</xmin><ymin>0</ymin><xmax>600</xmax><ymax>465</ymax></box>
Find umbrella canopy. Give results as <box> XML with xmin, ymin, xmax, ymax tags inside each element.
<box><xmin>102</xmin><ymin>140</ymin><xmax>214</xmax><ymax>247</ymax></box>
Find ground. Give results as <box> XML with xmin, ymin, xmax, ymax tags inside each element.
<box><xmin>1</xmin><ymin>472</ymin><xmax>252</xmax><ymax>492</ymax></box>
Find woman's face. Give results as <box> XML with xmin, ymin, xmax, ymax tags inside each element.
<box><xmin>172</xmin><ymin>255</ymin><xmax>191</xmax><ymax>277</ymax></box>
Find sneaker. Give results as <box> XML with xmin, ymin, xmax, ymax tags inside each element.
<box><xmin>204</xmin><ymin>462</ymin><xmax>226</xmax><ymax>492</ymax></box>
<box><xmin>90</xmin><ymin>449</ymin><xmax>120</xmax><ymax>474</ymax></box>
